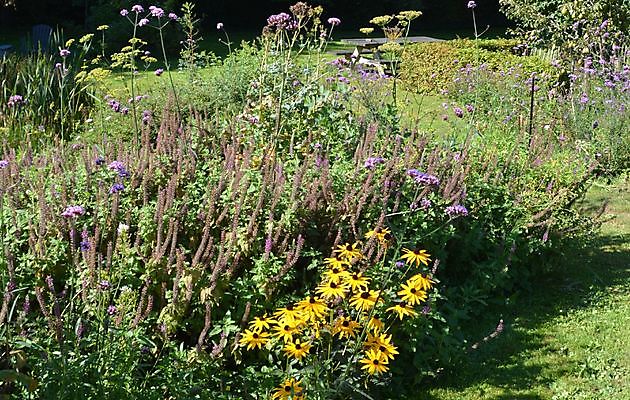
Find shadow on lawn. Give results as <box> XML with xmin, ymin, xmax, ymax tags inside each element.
<box><xmin>414</xmin><ymin>229</ymin><xmax>630</xmax><ymax>400</ymax></box>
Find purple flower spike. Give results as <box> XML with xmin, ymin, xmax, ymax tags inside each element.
<box><xmin>445</xmin><ymin>204</ymin><xmax>469</xmax><ymax>218</ymax></box>
<box><xmin>467</xmin><ymin>1</ymin><xmax>477</xmax><ymax>9</ymax></box>
<box><xmin>407</xmin><ymin>169</ymin><xmax>440</xmax><ymax>186</ymax></box>
<box><xmin>61</xmin><ymin>205</ymin><xmax>86</xmax><ymax>218</ymax></box>
<box><xmin>327</xmin><ymin>17</ymin><xmax>341</xmax><ymax>26</ymax></box>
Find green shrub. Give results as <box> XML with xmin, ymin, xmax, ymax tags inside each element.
<box><xmin>399</xmin><ymin>39</ymin><xmax>553</xmax><ymax>94</ymax></box>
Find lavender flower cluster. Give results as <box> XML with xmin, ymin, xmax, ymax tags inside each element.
<box><xmin>7</xmin><ymin>95</ymin><xmax>25</xmax><ymax>107</ymax></box>
<box><xmin>445</xmin><ymin>204</ymin><xmax>469</xmax><ymax>218</ymax></box>
<box><xmin>407</xmin><ymin>169</ymin><xmax>440</xmax><ymax>186</ymax></box>
<box><xmin>61</xmin><ymin>205</ymin><xmax>86</xmax><ymax>218</ymax></box>
<box><xmin>266</xmin><ymin>12</ymin><xmax>296</xmax><ymax>31</ymax></box>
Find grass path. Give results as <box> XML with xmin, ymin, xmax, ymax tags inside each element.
<box><xmin>420</xmin><ymin>176</ymin><xmax>630</xmax><ymax>400</ymax></box>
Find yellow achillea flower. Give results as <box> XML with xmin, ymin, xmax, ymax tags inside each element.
<box><xmin>238</xmin><ymin>329</ymin><xmax>270</xmax><ymax>350</ymax></box>
<box><xmin>333</xmin><ymin>242</ymin><xmax>362</xmax><ymax>261</ymax></box>
<box><xmin>273</xmin><ymin>323</ymin><xmax>299</xmax><ymax>343</ymax></box>
<box><xmin>400</xmin><ymin>248</ymin><xmax>431</xmax><ymax>267</ymax></box>
<box><xmin>322</xmin><ymin>266</ymin><xmax>350</xmax><ymax>284</ymax></box>
<box><xmin>274</xmin><ymin>304</ymin><xmax>303</xmax><ymax>325</ymax></box>
<box><xmin>366</xmin><ymin>314</ymin><xmax>384</xmax><ymax>333</ymax></box>
<box><xmin>387</xmin><ymin>301</ymin><xmax>417</xmax><ymax>320</ymax></box>
<box><xmin>316</xmin><ymin>280</ymin><xmax>348</xmax><ymax>300</ymax></box>
<box><xmin>349</xmin><ymin>289</ymin><xmax>379</xmax><ymax>312</ymax></box>
<box><xmin>283</xmin><ymin>339</ymin><xmax>312</xmax><ymax>361</ymax></box>
<box><xmin>359</xmin><ymin>349</ymin><xmax>389</xmax><ymax>375</ymax></box>
<box><xmin>333</xmin><ymin>317</ymin><xmax>360</xmax><ymax>339</ymax></box>
<box><xmin>408</xmin><ymin>273</ymin><xmax>434</xmax><ymax>291</ymax></box>
<box><xmin>297</xmin><ymin>296</ymin><xmax>329</xmax><ymax>322</ymax></box>
<box><xmin>323</xmin><ymin>255</ymin><xmax>349</xmax><ymax>269</ymax></box>
<box><xmin>249</xmin><ymin>315</ymin><xmax>276</xmax><ymax>332</ymax></box>
<box><xmin>271</xmin><ymin>378</ymin><xmax>304</xmax><ymax>400</ymax></box>
<box><xmin>364</xmin><ymin>332</ymin><xmax>399</xmax><ymax>360</ymax></box>
<box><xmin>364</xmin><ymin>227</ymin><xmax>392</xmax><ymax>245</ymax></box>
<box><xmin>397</xmin><ymin>282</ymin><xmax>427</xmax><ymax>305</ymax></box>
<box><xmin>347</xmin><ymin>272</ymin><xmax>371</xmax><ymax>291</ymax></box>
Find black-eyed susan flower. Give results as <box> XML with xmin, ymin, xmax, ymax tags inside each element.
<box><xmin>297</xmin><ymin>296</ymin><xmax>329</xmax><ymax>322</ymax></box>
<box><xmin>323</xmin><ymin>255</ymin><xmax>349</xmax><ymax>269</ymax></box>
<box><xmin>347</xmin><ymin>272</ymin><xmax>371</xmax><ymax>291</ymax></box>
<box><xmin>333</xmin><ymin>242</ymin><xmax>362</xmax><ymax>261</ymax></box>
<box><xmin>322</xmin><ymin>266</ymin><xmax>350</xmax><ymax>284</ymax></box>
<box><xmin>408</xmin><ymin>273</ymin><xmax>434</xmax><ymax>291</ymax></box>
<box><xmin>271</xmin><ymin>378</ymin><xmax>304</xmax><ymax>400</ymax></box>
<box><xmin>238</xmin><ymin>329</ymin><xmax>270</xmax><ymax>350</ymax></box>
<box><xmin>364</xmin><ymin>227</ymin><xmax>392</xmax><ymax>245</ymax></box>
<box><xmin>359</xmin><ymin>349</ymin><xmax>389</xmax><ymax>375</ymax></box>
<box><xmin>273</xmin><ymin>323</ymin><xmax>299</xmax><ymax>343</ymax></box>
<box><xmin>249</xmin><ymin>314</ymin><xmax>276</xmax><ymax>332</ymax></box>
<box><xmin>400</xmin><ymin>247</ymin><xmax>431</xmax><ymax>267</ymax></box>
<box><xmin>274</xmin><ymin>304</ymin><xmax>303</xmax><ymax>325</ymax></box>
<box><xmin>387</xmin><ymin>301</ymin><xmax>417</xmax><ymax>320</ymax></box>
<box><xmin>283</xmin><ymin>339</ymin><xmax>312</xmax><ymax>361</ymax></box>
<box><xmin>397</xmin><ymin>282</ymin><xmax>427</xmax><ymax>305</ymax></box>
<box><xmin>366</xmin><ymin>314</ymin><xmax>384</xmax><ymax>333</ymax></box>
<box><xmin>316</xmin><ymin>280</ymin><xmax>348</xmax><ymax>300</ymax></box>
<box><xmin>333</xmin><ymin>317</ymin><xmax>360</xmax><ymax>339</ymax></box>
<box><xmin>364</xmin><ymin>332</ymin><xmax>399</xmax><ymax>360</ymax></box>
<box><xmin>349</xmin><ymin>289</ymin><xmax>379</xmax><ymax>312</ymax></box>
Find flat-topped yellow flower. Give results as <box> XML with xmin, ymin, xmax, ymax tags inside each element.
<box><xmin>249</xmin><ymin>315</ymin><xmax>276</xmax><ymax>332</ymax></box>
<box><xmin>333</xmin><ymin>317</ymin><xmax>360</xmax><ymax>339</ymax></box>
<box><xmin>333</xmin><ymin>242</ymin><xmax>362</xmax><ymax>261</ymax></box>
<box><xmin>349</xmin><ymin>289</ymin><xmax>379</xmax><ymax>312</ymax></box>
<box><xmin>400</xmin><ymin>248</ymin><xmax>431</xmax><ymax>267</ymax></box>
<box><xmin>239</xmin><ymin>329</ymin><xmax>270</xmax><ymax>350</ymax></box>
<box><xmin>322</xmin><ymin>266</ymin><xmax>350</xmax><ymax>284</ymax></box>
<box><xmin>283</xmin><ymin>339</ymin><xmax>312</xmax><ymax>361</ymax></box>
<box><xmin>297</xmin><ymin>296</ymin><xmax>329</xmax><ymax>322</ymax></box>
<box><xmin>273</xmin><ymin>323</ymin><xmax>299</xmax><ymax>343</ymax></box>
<box><xmin>387</xmin><ymin>301</ymin><xmax>417</xmax><ymax>320</ymax></box>
<box><xmin>408</xmin><ymin>273</ymin><xmax>434</xmax><ymax>291</ymax></box>
<box><xmin>397</xmin><ymin>282</ymin><xmax>427</xmax><ymax>305</ymax></box>
<box><xmin>347</xmin><ymin>272</ymin><xmax>371</xmax><ymax>291</ymax></box>
<box><xmin>359</xmin><ymin>349</ymin><xmax>389</xmax><ymax>375</ymax></box>
<box><xmin>271</xmin><ymin>378</ymin><xmax>304</xmax><ymax>400</ymax></box>
<box><xmin>323</xmin><ymin>255</ymin><xmax>349</xmax><ymax>269</ymax></box>
<box><xmin>316</xmin><ymin>279</ymin><xmax>348</xmax><ymax>300</ymax></box>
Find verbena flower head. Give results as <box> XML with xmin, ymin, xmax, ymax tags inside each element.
<box><xmin>406</xmin><ymin>169</ymin><xmax>440</xmax><ymax>186</ymax></box>
<box><xmin>216</xmin><ymin>22</ymin><xmax>224</xmax><ymax>30</ymax></box>
<box><xmin>107</xmin><ymin>305</ymin><xmax>117</xmax><ymax>315</ymax></box>
<box><xmin>131</xmin><ymin>4</ymin><xmax>144</xmax><ymax>13</ymax></box>
<box><xmin>149</xmin><ymin>6</ymin><xmax>164</xmax><ymax>18</ymax></box>
<box><xmin>454</xmin><ymin>107</ymin><xmax>464</xmax><ymax>118</ymax></box>
<box><xmin>155</xmin><ymin>68</ymin><xmax>164</xmax><ymax>76</ymax></box>
<box><xmin>467</xmin><ymin>1</ymin><xmax>477</xmax><ymax>9</ymax></box>
<box><xmin>120</xmin><ymin>9</ymin><xmax>129</xmax><ymax>16</ymax></box>
<box><xmin>138</xmin><ymin>18</ymin><xmax>150</xmax><ymax>26</ymax></box>
<box><xmin>109</xmin><ymin>183</ymin><xmax>125</xmax><ymax>194</ymax></box>
<box><xmin>7</xmin><ymin>95</ymin><xmax>24</xmax><ymax>107</ymax></box>
<box><xmin>445</xmin><ymin>204</ymin><xmax>469</xmax><ymax>217</ymax></box>
<box><xmin>267</xmin><ymin>12</ymin><xmax>294</xmax><ymax>30</ymax></box>
<box><xmin>364</xmin><ymin>157</ymin><xmax>385</xmax><ymax>169</ymax></box>
<box><xmin>61</xmin><ymin>205</ymin><xmax>85</xmax><ymax>218</ymax></box>
<box><xmin>168</xmin><ymin>12</ymin><xmax>177</xmax><ymax>20</ymax></box>
<box><xmin>59</xmin><ymin>49</ymin><xmax>70</xmax><ymax>57</ymax></box>
<box><xmin>0</xmin><ymin>160</ymin><xmax>8</xmax><ymax>169</ymax></box>
<box><xmin>327</xmin><ymin>17</ymin><xmax>341</xmax><ymax>26</ymax></box>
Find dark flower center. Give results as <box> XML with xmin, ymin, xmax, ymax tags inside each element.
<box><xmin>332</xmin><ymin>268</ymin><xmax>339</xmax><ymax>274</ymax></box>
<box><xmin>374</xmin><ymin>314</ymin><xmax>380</xmax><ymax>319</ymax></box>
<box><xmin>400</xmin><ymin>301</ymin><xmax>407</xmax><ymax>307</ymax></box>
<box><xmin>374</xmin><ymin>360</ymin><xmax>380</xmax><ymax>365</ymax></box>
<box><xmin>361</xmin><ymin>292</ymin><xmax>370</xmax><ymax>299</ymax></box>
<box><xmin>330</xmin><ymin>282</ymin><xmax>338</xmax><ymax>289</ymax></box>
<box><xmin>286</xmin><ymin>305</ymin><xmax>294</xmax><ymax>311</ymax></box>
<box><xmin>379</xmin><ymin>346</ymin><xmax>386</xmax><ymax>352</ymax></box>
<box><xmin>346</xmin><ymin>244</ymin><xmax>353</xmax><ymax>251</ymax></box>
<box><xmin>295</xmin><ymin>343</ymin><xmax>301</xmax><ymax>350</ymax></box>
<box><xmin>352</xmin><ymin>274</ymin><xmax>359</xmax><ymax>280</ymax></box>
<box><xmin>384</xmin><ymin>233</ymin><xmax>392</xmax><ymax>241</ymax></box>
<box><xmin>284</xmin><ymin>325</ymin><xmax>290</xmax><ymax>330</ymax></box>
<box><xmin>284</xmin><ymin>386</ymin><xmax>292</xmax><ymax>392</ymax></box>
<box><xmin>253</xmin><ymin>333</ymin><xmax>259</xmax><ymax>339</ymax></box>
<box><xmin>309</xmin><ymin>297</ymin><xmax>316</xmax><ymax>304</ymax></box>
<box><xmin>342</xmin><ymin>320</ymin><xmax>350</xmax><ymax>327</ymax></box>
<box><xmin>410</xmin><ymin>288</ymin><xmax>417</xmax><ymax>294</ymax></box>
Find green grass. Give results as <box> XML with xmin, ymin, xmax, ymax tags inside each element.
<box><xmin>414</xmin><ymin>175</ymin><xmax>630</xmax><ymax>399</ymax></box>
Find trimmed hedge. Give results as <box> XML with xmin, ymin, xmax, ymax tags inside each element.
<box><xmin>400</xmin><ymin>39</ymin><xmax>553</xmax><ymax>94</ymax></box>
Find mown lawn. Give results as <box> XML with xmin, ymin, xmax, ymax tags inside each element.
<box><xmin>416</xmin><ymin>175</ymin><xmax>630</xmax><ymax>399</ymax></box>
